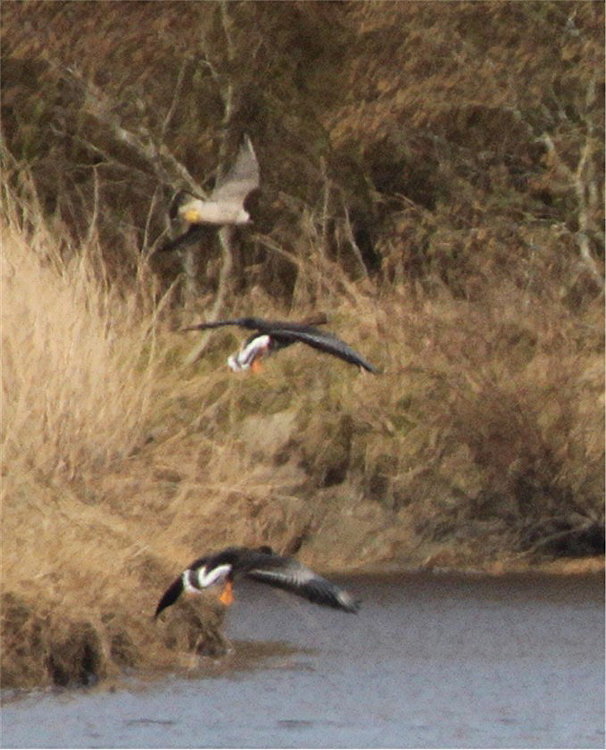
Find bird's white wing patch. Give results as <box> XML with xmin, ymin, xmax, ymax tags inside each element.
<box><xmin>177</xmin><ymin>197</ymin><xmax>207</xmax><ymax>224</ymax></box>
<box><xmin>250</xmin><ymin>562</ymin><xmax>317</xmax><ymax>586</ymax></box>
<box><xmin>193</xmin><ymin>563</ymin><xmax>232</xmax><ymax>589</ymax></box>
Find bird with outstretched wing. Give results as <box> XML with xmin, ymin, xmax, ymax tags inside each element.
<box><xmin>183</xmin><ymin>315</ymin><xmax>379</xmax><ymax>373</ymax></box>
<box><xmin>154</xmin><ymin>545</ymin><xmax>361</xmax><ymax>620</ymax></box>
<box><xmin>157</xmin><ymin>135</ymin><xmax>259</xmax><ymax>254</ymax></box>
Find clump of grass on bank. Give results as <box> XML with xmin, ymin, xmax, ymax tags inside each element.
<box><xmin>2</xmin><ymin>226</ymin><xmax>155</xmax><ymax>481</ymax></box>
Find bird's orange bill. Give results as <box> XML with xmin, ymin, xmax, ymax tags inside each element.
<box><xmin>250</xmin><ymin>358</ymin><xmax>264</xmax><ymax>373</ymax></box>
<box><xmin>219</xmin><ymin>580</ymin><xmax>234</xmax><ymax>606</ymax></box>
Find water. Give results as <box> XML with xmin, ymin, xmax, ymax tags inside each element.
<box><xmin>2</xmin><ymin>572</ymin><xmax>604</xmax><ymax>748</ymax></box>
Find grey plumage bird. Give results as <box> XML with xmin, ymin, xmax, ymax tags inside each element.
<box><xmin>158</xmin><ymin>135</ymin><xmax>260</xmax><ymax>253</ymax></box>
<box><xmin>183</xmin><ymin>315</ymin><xmax>379</xmax><ymax>373</ymax></box>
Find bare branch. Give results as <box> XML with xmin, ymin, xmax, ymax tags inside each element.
<box><xmin>540</xmin><ymin>113</ymin><xmax>604</xmax><ymax>289</ymax></box>
<box><xmin>183</xmin><ymin>225</ymin><xmax>234</xmax><ymax>366</ymax></box>
<box><xmin>342</xmin><ymin>203</ymin><xmax>370</xmax><ymax>281</ymax></box>
<box><xmin>60</xmin><ymin>64</ymin><xmax>204</xmax><ymax>196</ymax></box>
<box><xmin>181</xmin><ymin>0</ymin><xmax>239</xmax><ymax>325</ymax></box>
<box><xmin>160</xmin><ymin>58</ymin><xmax>189</xmax><ymax>144</ymax></box>
<box><xmin>142</xmin><ymin>184</ymin><xmax>165</xmax><ymax>253</ymax></box>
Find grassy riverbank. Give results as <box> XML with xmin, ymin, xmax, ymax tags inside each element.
<box><xmin>3</xmin><ymin>197</ymin><xmax>603</xmax><ymax>688</ymax></box>
<box><xmin>2</xmin><ymin>1</ymin><xmax>603</xmax><ymax>688</ymax></box>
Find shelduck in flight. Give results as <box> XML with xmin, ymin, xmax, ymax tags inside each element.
<box><xmin>183</xmin><ymin>316</ymin><xmax>378</xmax><ymax>373</ymax></box>
<box><xmin>154</xmin><ymin>545</ymin><xmax>360</xmax><ymax>619</ymax></box>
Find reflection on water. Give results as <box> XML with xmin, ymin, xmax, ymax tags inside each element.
<box><xmin>2</xmin><ymin>572</ymin><xmax>604</xmax><ymax>749</ymax></box>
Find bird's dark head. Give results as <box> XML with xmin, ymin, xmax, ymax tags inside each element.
<box><xmin>255</xmin><ymin>545</ymin><xmax>275</xmax><ymax>555</ymax></box>
<box><xmin>153</xmin><ymin>575</ymin><xmax>184</xmax><ymax>619</ymax></box>
<box><xmin>169</xmin><ymin>190</ymin><xmax>197</xmax><ymax>220</ymax></box>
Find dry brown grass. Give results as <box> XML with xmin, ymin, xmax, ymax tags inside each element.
<box><xmin>1</xmin><ymin>194</ymin><xmax>208</xmax><ymax>688</ymax></box>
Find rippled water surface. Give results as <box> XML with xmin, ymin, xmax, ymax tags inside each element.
<box><xmin>2</xmin><ymin>572</ymin><xmax>604</xmax><ymax>748</ymax></box>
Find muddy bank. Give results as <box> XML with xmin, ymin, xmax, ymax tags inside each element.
<box><xmin>1</xmin><ymin>571</ymin><xmax>229</xmax><ymax>691</ymax></box>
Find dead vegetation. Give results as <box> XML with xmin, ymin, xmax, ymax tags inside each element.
<box><xmin>1</xmin><ymin>1</ymin><xmax>604</xmax><ymax>688</ymax></box>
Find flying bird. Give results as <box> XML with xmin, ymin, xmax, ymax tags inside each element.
<box><xmin>158</xmin><ymin>135</ymin><xmax>260</xmax><ymax>253</ymax></box>
<box><xmin>183</xmin><ymin>315</ymin><xmax>379</xmax><ymax>373</ymax></box>
<box><xmin>154</xmin><ymin>546</ymin><xmax>360</xmax><ymax>619</ymax></box>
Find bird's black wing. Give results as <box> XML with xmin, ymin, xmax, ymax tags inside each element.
<box><xmin>156</xmin><ymin>224</ymin><xmax>218</xmax><ymax>254</ymax></box>
<box><xmin>181</xmin><ymin>317</ymin><xmax>265</xmax><ymax>333</ymax></box>
<box><xmin>270</xmin><ymin>328</ymin><xmax>378</xmax><ymax>373</ymax></box>
<box><xmin>182</xmin><ymin>317</ymin><xmax>329</xmax><ymax>334</ymax></box>
<box><xmin>244</xmin><ymin>556</ymin><xmax>360</xmax><ymax>613</ymax></box>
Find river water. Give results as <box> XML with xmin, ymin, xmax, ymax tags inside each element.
<box><xmin>2</xmin><ymin>572</ymin><xmax>604</xmax><ymax>748</ymax></box>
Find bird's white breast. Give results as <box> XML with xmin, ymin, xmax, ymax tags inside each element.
<box><xmin>228</xmin><ymin>335</ymin><xmax>271</xmax><ymax>371</ymax></box>
<box><xmin>181</xmin><ymin>201</ymin><xmax>248</xmax><ymax>225</ymax></box>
